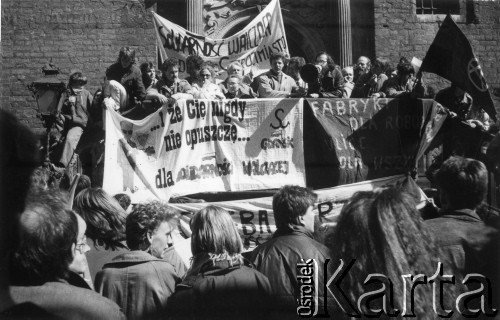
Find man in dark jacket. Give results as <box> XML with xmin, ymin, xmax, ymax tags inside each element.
<box><xmin>250</xmin><ymin>185</ymin><xmax>331</xmax><ymax>318</ymax></box>
<box><xmin>425</xmin><ymin>157</ymin><xmax>499</xmax><ymax>314</ymax></box>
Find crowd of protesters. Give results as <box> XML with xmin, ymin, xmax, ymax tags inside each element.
<box><xmin>50</xmin><ymin>46</ymin><xmax>494</xmax><ymax>173</ymax></box>
<box><xmin>0</xmin><ymin>45</ymin><xmax>499</xmax><ymax>318</ymax></box>
<box><xmin>1</xmin><ymin>103</ymin><xmax>500</xmax><ymax>319</ymax></box>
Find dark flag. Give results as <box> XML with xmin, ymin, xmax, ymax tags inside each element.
<box><xmin>420</xmin><ymin>14</ymin><xmax>497</xmax><ymax>122</ymax></box>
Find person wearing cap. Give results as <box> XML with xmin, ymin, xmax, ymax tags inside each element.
<box><xmin>56</xmin><ymin>71</ymin><xmax>93</xmax><ymax>168</ymax></box>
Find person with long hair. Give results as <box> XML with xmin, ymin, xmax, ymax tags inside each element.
<box><xmin>167</xmin><ymin>205</ymin><xmax>272</xmax><ymax>320</ymax></box>
<box><xmin>73</xmin><ymin>188</ymin><xmax>128</xmax><ymax>281</ymax></box>
<box><xmin>329</xmin><ymin>187</ymin><xmax>464</xmax><ymax>318</ymax></box>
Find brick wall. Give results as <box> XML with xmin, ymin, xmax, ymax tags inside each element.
<box><xmin>374</xmin><ymin>0</ymin><xmax>500</xmax><ymax>112</ymax></box>
<box><xmin>1</xmin><ymin>0</ymin><xmax>157</xmax><ymax>134</ymax></box>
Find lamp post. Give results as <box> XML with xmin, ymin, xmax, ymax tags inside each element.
<box><xmin>27</xmin><ymin>63</ymin><xmax>66</xmax><ymax>164</ymax></box>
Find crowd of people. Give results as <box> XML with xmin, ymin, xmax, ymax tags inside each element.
<box><xmin>51</xmin><ymin>46</ymin><xmax>494</xmax><ymax>172</ymax></box>
<box><xmin>0</xmin><ymin>105</ymin><xmax>499</xmax><ymax>319</ymax></box>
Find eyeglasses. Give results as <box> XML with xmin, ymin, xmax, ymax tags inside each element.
<box><xmin>75</xmin><ymin>236</ymin><xmax>89</xmax><ymax>254</ymax></box>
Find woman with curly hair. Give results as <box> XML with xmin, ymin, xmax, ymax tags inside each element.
<box><xmin>73</xmin><ymin>188</ymin><xmax>128</xmax><ymax>281</ymax></box>
<box><xmin>168</xmin><ymin>206</ymin><xmax>273</xmax><ymax>320</ymax></box>
<box><xmin>328</xmin><ymin>187</ymin><xmax>465</xmax><ymax>318</ymax></box>
<box><xmin>95</xmin><ymin>201</ymin><xmax>183</xmax><ymax>320</ymax></box>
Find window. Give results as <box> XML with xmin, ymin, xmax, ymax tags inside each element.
<box><xmin>416</xmin><ymin>0</ymin><xmax>460</xmax><ymax>15</ymax></box>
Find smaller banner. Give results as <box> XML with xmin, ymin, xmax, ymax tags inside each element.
<box><xmin>168</xmin><ymin>175</ymin><xmax>424</xmax><ymax>252</ymax></box>
<box><xmin>306</xmin><ymin>98</ymin><xmax>447</xmax><ymax>185</ymax></box>
<box><xmin>153</xmin><ymin>0</ymin><xmax>289</xmax><ymax>78</ymax></box>
<box><xmin>103</xmin><ymin>98</ymin><xmax>306</xmax><ymax>201</ymax></box>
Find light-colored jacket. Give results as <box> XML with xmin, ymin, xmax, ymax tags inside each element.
<box><xmin>95</xmin><ymin>250</ymin><xmax>180</xmax><ymax>320</ymax></box>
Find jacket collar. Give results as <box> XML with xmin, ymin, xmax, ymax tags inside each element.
<box><xmin>272</xmin><ymin>225</ymin><xmax>315</xmax><ymax>239</ymax></box>
<box><xmin>439</xmin><ymin>208</ymin><xmax>482</xmax><ymax>223</ymax></box>
<box><xmin>178</xmin><ymin>252</ymin><xmax>244</xmax><ymax>288</ymax></box>
<box><xmin>103</xmin><ymin>250</ymin><xmax>163</xmax><ymax>267</ymax></box>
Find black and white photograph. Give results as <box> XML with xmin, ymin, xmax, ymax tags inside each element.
<box><xmin>1</xmin><ymin>0</ymin><xmax>500</xmax><ymax>318</ymax></box>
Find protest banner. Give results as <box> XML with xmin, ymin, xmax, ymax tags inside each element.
<box><xmin>420</xmin><ymin>14</ymin><xmax>497</xmax><ymax>122</ymax></box>
<box><xmin>102</xmin><ymin>98</ymin><xmax>306</xmax><ymax>201</ymax></box>
<box><xmin>152</xmin><ymin>0</ymin><xmax>288</xmax><ymax>78</ymax></box>
<box><xmin>167</xmin><ymin>174</ymin><xmax>425</xmax><ymax>252</ymax></box>
<box><xmin>304</xmin><ymin>98</ymin><xmax>447</xmax><ymax>186</ymax></box>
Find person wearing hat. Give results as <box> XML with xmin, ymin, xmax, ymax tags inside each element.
<box><xmin>56</xmin><ymin>71</ymin><xmax>93</xmax><ymax>168</ymax></box>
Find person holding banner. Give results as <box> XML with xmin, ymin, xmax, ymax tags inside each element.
<box><xmin>223</xmin><ymin>74</ymin><xmax>255</xmax><ymax>99</ymax></box>
<box><xmin>105</xmin><ymin>47</ymin><xmax>147</xmax><ymax>112</ymax></box>
<box><xmin>156</xmin><ymin>58</ymin><xmax>194</xmax><ymax>103</ymax></box>
<box><xmin>191</xmin><ymin>62</ymin><xmax>225</xmax><ymax>100</ymax></box>
<box><xmin>257</xmin><ymin>52</ymin><xmax>306</xmax><ymax>98</ymax></box>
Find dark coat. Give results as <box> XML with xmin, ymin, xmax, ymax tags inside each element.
<box><xmin>167</xmin><ymin>253</ymin><xmax>273</xmax><ymax>320</ymax></box>
<box><xmin>425</xmin><ymin>208</ymin><xmax>500</xmax><ymax>307</ymax></box>
<box><xmin>319</xmin><ymin>68</ymin><xmax>345</xmax><ymax>98</ymax></box>
<box><xmin>106</xmin><ymin>62</ymin><xmax>147</xmax><ymax>108</ymax></box>
<box><xmin>249</xmin><ymin>227</ymin><xmax>332</xmax><ymax>318</ymax></box>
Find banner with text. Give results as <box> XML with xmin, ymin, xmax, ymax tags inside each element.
<box><xmin>152</xmin><ymin>0</ymin><xmax>289</xmax><ymax>78</ymax></box>
<box><xmin>306</xmin><ymin>98</ymin><xmax>447</xmax><ymax>185</ymax></box>
<box><xmin>103</xmin><ymin>98</ymin><xmax>305</xmax><ymax>201</ymax></box>
<box><xmin>168</xmin><ymin>175</ymin><xmax>423</xmax><ymax>251</ymax></box>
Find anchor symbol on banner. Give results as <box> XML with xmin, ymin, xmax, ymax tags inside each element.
<box><xmin>270</xmin><ymin>108</ymin><xmax>290</xmax><ymax>130</ymax></box>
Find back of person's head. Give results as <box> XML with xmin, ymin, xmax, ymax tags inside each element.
<box><xmin>68</xmin><ymin>72</ymin><xmax>87</xmax><ymax>87</ymax></box>
<box><xmin>272</xmin><ymin>185</ymin><xmax>317</xmax><ymax>231</ymax></box>
<box><xmin>114</xmin><ymin>193</ymin><xmax>131</xmax><ymax>212</ymax></box>
<box><xmin>73</xmin><ymin>188</ymin><xmax>125</xmax><ymax>248</ymax></box>
<box><xmin>10</xmin><ymin>189</ymin><xmax>78</xmax><ymax>285</ymax></box>
<box><xmin>435</xmin><ymin>156</ymin><xmax>488</xmax><ymax>210</ymax></box>
<box><xmin>125</xmin><ymin>201</ymin><xmax>178</xmax><ymax>250</ymax></box>
<box><xmin>117</xmin><ymin>47</ymin><xmax>136</xmax><ymax>64</ymax></box>
<box><xmin>331</xmin><ymin>187</ymin><xmax>449</xmax><ymax>317</ymax></box>
<box><xmin>190</xmin><ymin>205</ymin><xmax>242</xmax><ymax>257</ymax></box>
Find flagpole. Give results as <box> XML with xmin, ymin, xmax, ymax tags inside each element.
<box><xmin>276</xmin><ymin>0</ymin><xmax>290</xmax><ymax>58</ymax></box>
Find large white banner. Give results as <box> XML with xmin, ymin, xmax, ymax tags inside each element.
<box><xmin>103</xmin><ymin>98</ymin><xmax>306</xmax><ymax>201</ymax></box>
<box><xmin>153</xmin><ymin>0</ymin><xmax>289</xmax><ymax>78</ymax></box>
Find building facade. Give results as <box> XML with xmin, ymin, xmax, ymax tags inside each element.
<box><xmin>1</xmin><ymin>0</ymin><xmax>499</xmax><ymax>132</ymax></box>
